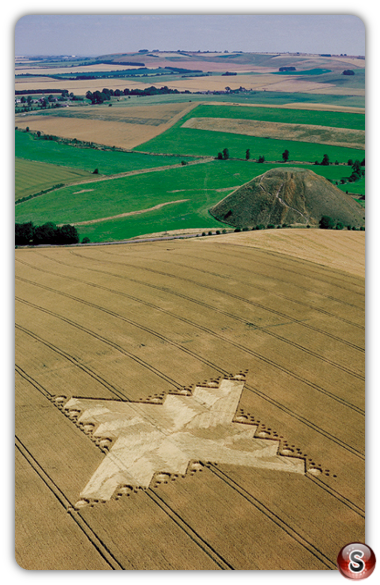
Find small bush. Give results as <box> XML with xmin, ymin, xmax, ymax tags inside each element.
<box><xmin>93</xmin><ymin>168</ymin><xmax>99</xmax><ymax>174</ymax></box>
<box><xmin>216</xmin><ymin>230</ymin><xmax>220</xmax><ymax>235</ymax></box>
<box><xmin>257</xmin><ymin>224</ymin><xmax>265</xmax><ymax>230</ymax></box>
<box><xmin>82</xmin><ymin>237</ymin><xmax>91</xmax><ymax>244</ymax></box>
<box><xmin>360</xmin><ymin>226</ymin><xmax>365</xmax><ymax>231</ymax></box>
<box><xmin>335</xmin><ymin>222</ymin><xmax>344</xmax><ymax>230</ymax></box>
<box><xmin>222</xmin><ymin>229</ymin><xmax>227</xmax><ymax>234</ymax></box>
<box><xmin>202</xmin><ymin>232</ymin><xmax>206</xmax><ymax>236</ymax></box>
<box><xmin>352</xmin><ymin>226</ymin><xmax>356</xmax><ymax>231</ymax></box>
<box><xmin>181</xmin><ymin>160</ymin><xmax>188</xmax><ymax>166</ymax></box>
<box><xmin>347</xmin><ymin>225</ymin><xmax>351</xmax><ymax>230</ymax></box>
<box><xmin>307</xmin><ymin>224</ymin><xmax>311</xmax><ymax>228</ymax></box>
<box><xmin>208</xmin><ymin>231</ymin><xmax>213</xmax><ymax>236</ymax></box>
<box><xmin>267</xmin><ymin>223</ymin><xmax>275</xmax><ymax>229</ymax></box>
<box><xmin>234</xmin><ymin>227</ymin><xmax>241</xmax><ymax>232</ymax></box>
<box><xmin>242</xmin><ymin>226</ymin><xmax>249</xmax><ymax>231</ymax></box>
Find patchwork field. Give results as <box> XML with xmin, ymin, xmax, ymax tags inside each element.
<box><xmin>15</xmin><ymin>230</ymin><xmax>365</xmax><ymax>570</ymax></box>
<box><xmin>14</xmin><ymin>70</ymin><xmax>365</xmax><ymax>97</ymax></box>
<box><xmin>134</xmin><ymin>103</ymin><xmax>365</xmax><ymax>165</ymax></box>
<box><xmin>15</xmin><ymin>158</ymin><xmax>92</xmax><ymax>200</ymax></box>
<box><xmin>15</xmin><ymin>102</ymin><xmax>199</xmax><ymax>150</ymax></box>
<box><xmin>182</xmin><ymin>117</ymin><xmax>364</xmax><ymax>149</ymax></box>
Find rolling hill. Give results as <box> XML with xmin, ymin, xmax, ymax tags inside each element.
<box><xmin>209</xmin><ymin>167</ymin><xmax>365</xmax><ymax>228</ymax></box>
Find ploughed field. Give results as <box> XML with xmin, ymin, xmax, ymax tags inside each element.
<box><xmin>15</xmin><ymin>230</ymin><xmax>365</xmax><ymax>570</ymax></box>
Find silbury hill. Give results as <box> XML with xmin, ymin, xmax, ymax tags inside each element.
<box><xmin>209</xmin><ymin>168</ymin><xmax>365</xmax><ymax>228</ymax></box>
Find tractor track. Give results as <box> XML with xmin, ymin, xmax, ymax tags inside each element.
<box><xmin>16</xmin><ymin>283</ymin><xmax>364</xmax><ymax>460</ymax></box>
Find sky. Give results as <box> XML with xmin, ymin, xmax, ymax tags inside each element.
<box><xmin>14</xmin><ymin>14</ymin><xmax>365</xmax><ymax>57</ymax></box>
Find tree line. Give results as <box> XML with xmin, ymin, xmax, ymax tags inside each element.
<box><xmin>216</xmin><ymin>147</ymin><xmax>365</xmax><ymax>180</ymax></box>
<box><xmin>15</xmin><ymin>222</ymin><xmax>80</xmax><ymax>246</ymax></box>
<box><xmin>85</xmin><ymin>85</ymin><xmax>191</xmax><ymax>104</ymax></box>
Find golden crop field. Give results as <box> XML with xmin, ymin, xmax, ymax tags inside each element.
<box><xmin>15</xmin><ymin>230</ymin><xmax>365</xmax><ymax>570</ymax></box>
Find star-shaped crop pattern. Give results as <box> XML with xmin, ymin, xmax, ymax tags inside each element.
<box><xmin>52</xmin><ymin>374</ymin><xmax>304</xmax><ymax>509</ymax></box>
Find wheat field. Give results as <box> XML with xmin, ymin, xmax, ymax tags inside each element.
<box><xmin>15</xmin><ymin>230</ymin><xmax>364</xmax><ymax>570</ymax></box>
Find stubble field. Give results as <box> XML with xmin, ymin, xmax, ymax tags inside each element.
<box><xmin>15</xmin><ymin>230</ymin><xmax>365</xmax><ymax>570</ymax></box>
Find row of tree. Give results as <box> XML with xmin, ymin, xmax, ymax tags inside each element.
<box><xmin>319</xmin><ymin>216</ymin><xmax>364</xmax><ymax>230</ymax></box>
<box><xmin>85</xmin><ymin>85</ymin><xmax>191</xmax><ymax>104</ymax></box>
<box><xmin>15</xmin><ymin>222</ymin><xmax>80</xmax><ymax>246</ymax></box>
<box><xmin>216</xmin><ymin>147</ymin><xmax>365</xmax><ymax>178</ymax></box>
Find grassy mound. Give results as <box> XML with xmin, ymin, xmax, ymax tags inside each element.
<box><xmin>209</xmin><ymin>167</ymin><xmax>365</xmax><ymax>228</ymax></box>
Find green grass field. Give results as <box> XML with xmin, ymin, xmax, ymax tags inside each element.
<box><xmin>15</xmin><ymin>130</ymin><xmax>196</xmax><ymax>175</ymax></box>
<box><xmin>15</xmin><ymin>160</ymin><xmax>257</xmax><ymax>225</ymax></box>
<box><xmin>136</xmin><ymin>124</ymin><xmax>364</xmax><ymax>163</ymax></box>
<box><xmin>15</xmin><ymin>158</ymin><xmax>364</xmax><ymax>241</ymax></box>
<box><xmin>173</xmin><ymin>104</ymin><xmax>365</xmax><ymax>130</ymax></box>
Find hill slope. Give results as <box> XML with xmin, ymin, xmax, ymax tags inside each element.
<box><xmin>209</xmin><ymin>167</ymin><xmax>365</xmax><ymax>227</ymax></box>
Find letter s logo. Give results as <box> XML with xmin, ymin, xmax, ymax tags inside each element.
<box><xmin>349</xmin><ymin>550</ymin><xmax>365</xmax><ymax>573</ymax></box>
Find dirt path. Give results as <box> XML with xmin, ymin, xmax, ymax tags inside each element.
<box><xmin>67</xmin><ymin>199</ymin><xmax>190</xmax><ymax>226</ymax></box>
<box><xmin>273</xmin><ymin>181</ymin><xmax>310</xmax><ymax>222</ymax></box>
<box><xmin>69</xmin><ymin>156</ymin><xmax>215</xmax><ymax>187</ymax></box>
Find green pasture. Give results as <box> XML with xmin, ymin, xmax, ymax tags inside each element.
<box><xmin>15</xmin><ymin>158</ymin><xmax>92</xmax><ymax>200</ymax></box>
<box><xmin>15</xmin><ymin>130</ymin><xmax>194</xmax><ymax>175</ymax></box>
<box><xmin>175</xmin><ymin>103</ymin><xmax>365</xmax><ymax>130</ymax></box>
<box><xmin>136</xmin><ymin>124</ymin><xmax>364</xmax><ymax>164</ymax></box>
<box><xmin>75</xmin><ymin>199</ymin><xmax>224</xmax><ymax>243</ymax></box>
<box><xmin>273</xmin><ymin>68</ymin><xmax>332</xmax><ymax>76</ymax></box>
<box><xmin>15</xmin><ymin>159</ymin><xmax>260</xmax><ymax>226</ymax></box>
<box><xmin>113</xmin><ymin>89</ymin><xmax>364</xmax><ymax>109</ymax></box>
<box><xmin>15</xmin><ymin>158</ymin><xmax>365</xmax><ymax>242</ymax></box>
<box><xmin>336</xmin><ymin>175</ymin><xmax>365</xmax><ymax>196</ymax></box>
